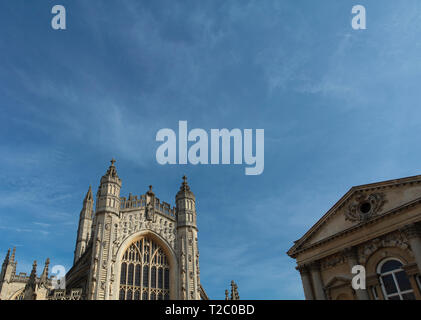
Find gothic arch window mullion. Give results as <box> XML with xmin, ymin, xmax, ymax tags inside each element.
<box><xmin>120</xmin><ymin>236</ymin><xmax>170</xmax><ymax>301</ymax></box>
<box><xmin>139</xmin><ymin>238</ymin><xmax>144</xmax><ymax>296</ymax></box>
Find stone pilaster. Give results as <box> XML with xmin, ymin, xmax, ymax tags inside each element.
<box><xmin>343</xmin><ymin>247</ymin><xmax>369</xmax><ymax>300</ymax></box>
<box><xmin>401</xmin><ymin>222</ymin><xmax>421</xmax><ymax>274</ymax></box>
<box><xmin>309</xmin><ymin>262</ymin><xmax>326</xmax><ymax>300</ymax></box>
<box><xmin>297</xmin><ymin>265</ymin><xmax>314</xmax><ymax>300</ymax></box>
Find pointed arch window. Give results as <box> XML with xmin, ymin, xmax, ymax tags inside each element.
<box><xmin>158</xmin><ymin>268</ymin><xmax>163</xmax><ymax>289</ymax></box>
<box><xmin>127</xmin><ymin>264</ymin><xmax>134</xmax><ymax>285</ymax></box>
<box><xmin>120</xmin><ymin>263</ymin><xmax>127</xmax><ymax>285</ymax></box>
<box><xmin>135</xmin><ymin>265</ymin><xmax>141</xmax><ymax>286</ymax></box>
<box><xmin>151</xmin><ymin>266</ymin><xmax>157</xmax><ymax>288</ymax></box>
<box><xmin>119</xmin><ymin>236</ymin><xmax>170</xmax><ymax>300</ymax></box>
<box><xmin>119</xmin><ymin>288</ymin><xmax>125</xmax><ymax>300</ymax></box>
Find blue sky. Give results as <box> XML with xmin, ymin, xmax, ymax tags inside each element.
<box><xmin>1</xmin><ymin>0</ymin><xmax>421</xmax><ymax>299</ymax></box>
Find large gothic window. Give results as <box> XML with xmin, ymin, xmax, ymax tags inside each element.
<box><xmin>378</xmin><ymin>258</ymin><xmax>415</xmax><ymax>300</ymax></box>
<box><xmin>119</xmin><ymin>236</ymin><xmax>170</xmax><ymax>300</ymax></box>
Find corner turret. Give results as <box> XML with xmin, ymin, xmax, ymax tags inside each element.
<box><xmin>95</xmin><ymin>159</ymin><xmax>122</xmax><ymax>216</ymax></box>
<box><xmin>176</xmin><ymin>176</ymin><xmax>201</xmax><ymax>300</ymax></box>
<box><xmin>74</xmin><ymin>186</ymin><xmax>94</xmax><ymax>264</ymax></box>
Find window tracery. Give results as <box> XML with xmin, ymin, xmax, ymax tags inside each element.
<box><xmin>119</xmin><ymin>236</ymin><xmax>170</xmax><ymax>300</ymax></box>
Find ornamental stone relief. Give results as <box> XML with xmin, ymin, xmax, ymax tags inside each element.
<box><xmin>345</xmin><ymin>192</ymin><xmax>387</xmax><ymax>223</ymax></box>
<box><xmin>321</xmin><ymin>253</ymin><xmax>346</xmax><ymax>270</ymax></box>
<box><xmin>358</xmin><ymin>232</ymin><xmax>410</xmax><ymax>264</ymax></box>
<box><xmin>116</xmin><ymin>211</ymin><xmax>176</xmax><ymax>250</ymax></box>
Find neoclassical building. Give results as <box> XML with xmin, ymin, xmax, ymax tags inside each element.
<box><xmin>288</xmin><ymin>174</ymin><xmax>421</xmax><ymax>300</ymax></box>
<box><xmin>0</xmin><ymin>160</ymin><xmax>207</xmax><ymax>300</ymax></box>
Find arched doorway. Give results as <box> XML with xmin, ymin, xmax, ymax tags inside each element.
<box><xmin>119</xmin><ymin>236</ymin><xmax>170</xmax><ymax>300</ymax></box>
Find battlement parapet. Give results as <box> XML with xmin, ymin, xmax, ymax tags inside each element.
<box><xmin>48</xmin><ymin>288</ymin><xmax>83</xmax><ymax>300</ymax></box>
<box><xmin>12</xmin><ymin>273</ymin><xmax>29</xmax><ymax>282</ymax></box>
<box><xmin>120</xmin><ymin>194</ymin><xmax>176</xmax><ymax>218</ymax></box>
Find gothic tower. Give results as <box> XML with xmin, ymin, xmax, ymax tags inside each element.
<box><xmin>176</xmin><ymin>176</ymin><xmax>201</xmax><ymax>300</ymax></box>
<box><xmin>23</xmin><ymin>261</ymin><xmax>37</xmax><ymax>300</ymax></box>
<box><xmin>88</xmin><ymin>159</ymin><xmax>122</xmax><ymax>300</ymax></box>
<box><xmin>0</xmin><ymin>248</ymin><xmax>16</xmax><ymax>294</ymax></box>
<box><xmin>74</xmin><ymin>186</ymin><xmax>94</xmax><ymax>264</ymax></box>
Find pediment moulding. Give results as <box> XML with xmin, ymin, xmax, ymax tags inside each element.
<box><xmin>289</xmin><ymin>196</ymin><xmax>421</xmax><ymax>258</ymax></box>
<box><xmin>288</xmin><ymin>174</ymin><xmax>421</xmax><ymax>258</ymax></box>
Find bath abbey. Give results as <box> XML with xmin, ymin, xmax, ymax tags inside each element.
<box><xmin>0</xmin><ymin>160</ymin><xmax>209</xmax><ymax>300</ymax></box>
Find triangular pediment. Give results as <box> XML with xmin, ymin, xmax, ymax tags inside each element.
<box><xmin>324</xmin><ymin>275</ymin><xmax>351</xmax><ymax>289</ymax></box>
<box><xmin>288</xmin><ymin>174</ymin><xmax>421</xmax><ymax>257</ymax></box>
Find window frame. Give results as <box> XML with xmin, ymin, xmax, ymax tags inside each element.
<box><xmin>377</xmin><ymin>258</ymin><xmax>415</xmax><ymax>300</ymax></box>
<box><xmin>119</xmin><ymin>236</ymin><xmax>170</xmax><ymax>300</ymax></box>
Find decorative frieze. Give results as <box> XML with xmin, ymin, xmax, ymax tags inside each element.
<box><xmin>321</xmin><ymin>253</ymin><xmax>346</xmax><ymax>270</ymax></box>
<box><xmin>359</xmin><ymin>232</ymin><xmax>410</xmax><ymax>264</ymax></box>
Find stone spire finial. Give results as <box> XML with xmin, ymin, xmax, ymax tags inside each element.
<box><xmin>39</xmin><ymin>258</ymin><xmax>50</xmax><ymax>285</ymax></box>
<box><xmin>230</xmin><ymin>280</ymin><xmax>240</xmax><ymax>300</ymax></box>
<box><xmin>84</xmin><ymin>186</ymin><xmax>93</xmax><ymax>202</ymax></box>
<box><xmin>3</xmin><ymin>248</ymin><xmax>10</xmax><ymax>264</ymax></box>
<box><xmin>31</xmin><ymin>261</ymin><xmax>37</xmax><ymax>272</ymax></box>
<box><xmin>11</xmin><ymin>247</ymin><xmax>16</xmax><ymax>262</ymax></box>
<box><xmin>224</xmin><ymin>280</ymin><xmax>240</xmax><ymax>300</ymax></box>
<box><xmin>147</xmin><ymin>185</ymin><xmax>154</xmax><ymax>196</ymax></box>
<box><xmin>104</xmin><ymin>158</ymin><xmax>119</xmax><ymax>179</ymax></box>
<box><xmin>176</xmin><ymin>175</ymin><xmax>195</xmax><ymax>200</ymax></box>
<box><xmin>29</xmin><ymin>260</ymin><xmax>37</xmax><ymax>282</ymax></box>
<box><xmin>181</xmin><ymin>175</ymin><xmax>190</xmax><ymax>191</ymax></box>
<box><xmin>23</xmin><ymin>260</ymin><xmax>38</xmax><ymax>299</ymax></box>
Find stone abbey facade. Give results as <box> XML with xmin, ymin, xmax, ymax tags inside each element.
<box><xmin>288</xmin><ymin>174</ymin><xmax>421</xmax><ymax>300</ymax></box>
<box><xmin>0</xmin><ymin>160</ymin><xmax>208</xmax><ymax>300</ymax></box>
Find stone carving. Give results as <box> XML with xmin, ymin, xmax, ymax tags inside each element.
<box><xmin>321</xmin><ymin>254</ymin><xmax>346</xmax><ymax>270</ymax></box>
<box><xmin>146</xmin><ymin>202</ymin><xmax>155</xmax><ymax>221</ymax></box>
<box><xmin>345</xmin><ymin>192</ymin><xmax>387</xmax><ymax>222</ymax></box>
<box><xmin>358</xmin><ymin>232</ymin><xmax>410</xmax><ymax>263</ymax></box>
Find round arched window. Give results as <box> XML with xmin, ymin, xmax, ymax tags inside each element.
<box><xmin>119</xmin><ymin>236</ymin><xmax>170</xmax><ymax>300</ymax></box>
<box><xmin>378</xmin><ymin>259</ymin><xmax>415</xmax><ymax>300</ymax></box>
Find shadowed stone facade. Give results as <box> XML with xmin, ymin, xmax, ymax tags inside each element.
<box><xmin>288</xmin><ymin>174</ymin><xmax>421</xmax><ymax>300</ymax></box>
